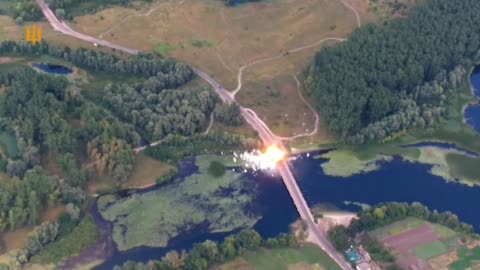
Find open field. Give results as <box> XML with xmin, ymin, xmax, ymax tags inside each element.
<box><xmin>0</xmin><ymin>206</ymin><xmax>65</xmax><ymax>254</ymax></box>
<box><xmin>34</xmin><ymin>0</ymin><xmax>375</xmax><ymax>141</ymax></box>
<box><xmin>369</xmin><ymin>217</ymin><xmax>427</xmax><ymax>240</ymax></box>
<box><xmin>414</xmin><ymin>240</ymin><xmax>449</xmax><ymax>260</ymax></box>
<box><xmin>215</xmin><ymin>246</ymin><xmax>341</xmax><ymax>270</ymax></box>
<box><xmin>0</xmin><ymin>131</ymin><xmax>19</xmax><ymax>158</ymax></box>
<box><xmin>368</xmin><ymin>218</ymin><xmax>472</xmax><ymax>270</ymax></box>
<box><xmin>87</xmin><ymin>153</ymin><xmax>176</xmax><ymax>193</ymax></box>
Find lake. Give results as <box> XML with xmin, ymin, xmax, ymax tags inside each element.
<box><xmin>31</xmin><ymin>63</ymin><xmax>73</xmax><ymax>75</ymax></box>
<box><xmin>93</xmin><ymin>67</ymin><xmax>480</xmax><ymax>269</ymax></box>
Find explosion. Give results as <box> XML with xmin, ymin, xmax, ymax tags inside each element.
<box><xmin>235</xmin><ymin>145</ymin><xmax>286</xmax><ymax>172</ymax></box>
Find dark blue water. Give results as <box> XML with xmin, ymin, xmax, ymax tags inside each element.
<box><xmin>466</xmin><ymin>66</ymin><xmax>480</xmax><ymax>132</ymax></box>
<box><xmin>95</xmin><ymin>152</ymin><xmax>480</xmax><ymax>269</ymax></box>
<box><xmin>95</xmin><ymin>67</ymin><xmax>480</xmax><ymax>268</ymax></box>
<box><xmin>32</xmin><ymin>63</ymin><xmax>73</xmax><ymax>75</ymax></box>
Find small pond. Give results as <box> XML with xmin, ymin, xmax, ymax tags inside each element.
<box><xmin>31</xmin><ymin>63</ymin><xmax>73</xmax><ymax>75</ymax></box>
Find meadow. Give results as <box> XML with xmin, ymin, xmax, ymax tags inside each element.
<box><xmin>34</xmin><ymin>0</ymin><xmax>374</xmax><ymax>142</ymax></box>
<box><xmin>215</xmin><ymin>245</ymin><xmax>342</xmax><ymax>270</ymax></box>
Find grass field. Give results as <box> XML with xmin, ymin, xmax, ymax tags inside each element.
<box><xmin>450</xmin><ymin>246</ymin><xmax>480</xmax><ymax>270</ymax></box>
<box><xmin>369</xmin><ymin>217</ymin><xmax>427</xmax><ymax>240</ymax></box>
<box><xmin>216</xmin><ymin>246</ymin><xmax>341</xmax><ymax>270</ymax></box>
<box><xmin>413</xmin><ymin>240</ymin><xmax>449</xmax><ymax>260</ymax></box>
<box><xmin>30</xmin><ymin>216</ymin><xmax>97</xmax><ymax>265</ymax></box>
<box><xmin>0</xmin><ymin>131</ymin><xmax>19</xmax><ymax>158</ymax></box>
<box><xmin>317</xmin><ymin>150</ymin><xmax>393</xmax><ymax>177</ymax></box>
<box><xmin>34</xmin><ymin>0</ymin><xmax>374</xmax><ymax>141</ymax></box>
<box><xmin>97</xmin><ymin>155</ymin><xmax>259</xmax><ymax>251</ymax></box>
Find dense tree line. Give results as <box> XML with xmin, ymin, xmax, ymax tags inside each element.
<box><xmin>102</xmin><ymin>82</ymin><xmax>216</xmax><ymax>141</ymax></box>
<box><xmin>214</xmin><ymin>103</ymin><xmax>243</xmax><ymax>126</ymax></box>
<box><xmin>328</xmin><ymin>202</ymin><xmax>475</xmax><ymax>267</ymax></box>
<box><xmin>0</xmin><ymin>66</ymin><xmax>138</xmax><ymax>183</ymax></box>
<box><xmin>329</xmin><ymin>202</ymin><xmax>475</xmax><ymax>250</ymax></box>
<box><xmin>0</xmin><ymin>167</ymin><xmax>56</xmax><ymax>232</ymax></box>
<box><xmin>113</xmin><ymin>229</ymin><xmax>297</xmax><ymax>270</ymax></box>
<box><xmin>0</xmin><ymin>0</ymin><xmax>42</xmax><ymax>21</ymax></box>
<box><xmin>305</xmin><ymin>0</ymin><xmax>480</xmax><ymax>142</ymax></box>
<box><xmin>146</xmin><ymin>132</ymin><xmax>251</xmax><ymax>163</ymax></box>
<box><xmin>8</xmin><ymin>222</ymin><xmax>59</xmax><ymax>270</ymax></box>
<box><xmin>0</xmin><ymin>40</ymin><xmax>194</xmax><ymax>80</ymax></box>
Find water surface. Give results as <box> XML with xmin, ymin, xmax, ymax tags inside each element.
<box><xmin>32</xmin><ymin>63</ymin><xmax>72</xmax><ymax>75</ymax></box>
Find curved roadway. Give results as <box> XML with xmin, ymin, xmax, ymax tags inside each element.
<box><xmin>34</xmin><ymin>1</ymin><xmax>353</xmax><ymax>269</ymax></box>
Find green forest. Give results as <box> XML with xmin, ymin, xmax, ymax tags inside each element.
<box><xmin>306</xmin><ymin>0</ymin><xmax>480</xmax><ymax>143</ymax></box>
<box><xmin>0</xmin><ymin>39</ymin><xmax>230</xmax><ymax>269</ymax></box>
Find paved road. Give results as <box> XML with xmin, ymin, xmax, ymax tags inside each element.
<box><xmin>35</xmin><ymin>1</ymin><xmax>353</xmax><ymax>269</ymax></box>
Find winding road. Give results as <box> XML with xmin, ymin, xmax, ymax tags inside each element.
<box><xmin>34</xmin><ymin>0</ymin><xmax>356</xmax><ymax>269</ymax></box>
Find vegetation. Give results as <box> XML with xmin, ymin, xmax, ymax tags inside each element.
<box><xmin>318</xmin><ymin>150</ymin><xmax>392</xmax><ymax>177</ymax></box>
<box><xmin>207</xmin><ymin>161</ymin><xmax>226</xmax><ymax>178</ymax></box>
<box><xmin>101</xmin><ymin>83</ymin><xmax>216</xmax><ymax>141</ymax></box>
<box><xmin>413</xmin><ymin>240</ymin><xmax>448</xmax><ymax>260</ymax></box>
<box><xmin>328</xmin><ymin>202</ymin><xmax>475</xmax><ymax>267</ymax></box>
<box><xmin>0</xmin><ymin>0</ymin><xmax>152</xmax><ymax>21</ymax></box>
<box><xmin>30</xmin><ymin>215</ymin><xmax>97</xmax><ymax>264</ymax></box>
<box><xmin>0</xmin><ymin>167</ymin><xmax>56</xmax><ymax>231</ymax></box>
<box><xmin>97</xmin><ymin>155</ymin><xmax>259</xmax><ymax>251</ymax></box>
<box><xmin>145</xmin><ymin>132</ymin><xmax>249</xmax><ymax>163</ymax></box>
<box><xmin>8</xmin><ymin>222</ymin><xmax>59</xmax><ymax>270</ymax></box>
<box><xmin>214</xmin><ymin>103</ymin><xmax>243</xmax><ymax>127</ymax></box>
<box><xmin>232</xmin><ymin>246</ymin><xmax>342</xmax><ymax>270</ymax></box>
<box><xmin>450</xmin><ymin>246</ymin><xmax>480</xmax><ymax>270</ymax></box>
<box><xmin>306</xmin><ymin>0</ymin><xmax>480</xmax><ymax>143</ymax></box>
<box><xmin>113</xmin><ymin>229</ymin><xmax>297</xmax><ymax>270</ymax></box>
<box><xmin>154</xmin><ymin>43</ymin><xmax>175</xmax><ymax>56</ymax></box>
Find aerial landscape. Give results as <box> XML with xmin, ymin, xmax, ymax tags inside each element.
<box><xmin>0</xmin><ymin>0</ymin><xmax>479</xmax><ymax>269</ymax></box>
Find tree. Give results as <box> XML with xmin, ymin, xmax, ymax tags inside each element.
<box><xmin>55</xmin><ymin>8</ymin><xmax>66</xmax><ymax>20</ymax></box>
<box><xmin>15</xmin><ymin>17</ymin><xmax>23</xmax><ymax>25</ymax></box>
<box><xmin>214</xmin><ymin>103</ymin><xmax>243</xmax><ymax>126</ymax></box>
<box><xmin>207</xmin><ymin>161</ymin><xmax>225</xmax><ymax>178</ymax></box>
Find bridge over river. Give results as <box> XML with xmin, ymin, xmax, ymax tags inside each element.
<box><xmin>34</xmin><ymin>1</ymin><xmax>353</xmax><ymax>268</ymax></box>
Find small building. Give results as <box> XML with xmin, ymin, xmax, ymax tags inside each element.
<box><xmin>345</xmin><ymin>249</ymin><xmax>361</xmax><ymax>263</ymax></box>
<box><xmin>356</xmin><ymin>262</ymin><xmax>372</xmax><ymax>270</ymax></box>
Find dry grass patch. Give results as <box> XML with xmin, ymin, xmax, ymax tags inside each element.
<box><xmin>87</xmin><ymin>152</ymin><xmax>176</xmax><ymax>194</ymax></box>
<box><xmin>122</xmin><ymin>153</ymin><xmax>176</xmax><ymax>189</ymax></box>
<box><xmin>0</xmin><ymin>16</ymin><xmax>22</xmax><ymax>42</ymax></box>
<box><xmin>62</xmin><ymin>0</ymin><xmax>368</xmax><ymax>89</ymax></box>
<box><xmin>0</xmin><ymin>206</ymin><xmax>63</xmax><ymax>253</ymax></box>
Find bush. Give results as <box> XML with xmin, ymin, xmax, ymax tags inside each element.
<box><xmin>207</xmin><ymin>161</ymin><xmax>225</xmax><ymax>178</ymax></box>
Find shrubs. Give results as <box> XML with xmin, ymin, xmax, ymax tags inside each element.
<box><xmin>207</xmin><ymin>161</ymin><xmax>225</xmax><ymax>178</ymax></box>
<box><xmin>114</xmin><ymin>230</ymin><xmax>297</xmax><ymax>270</ymax></box>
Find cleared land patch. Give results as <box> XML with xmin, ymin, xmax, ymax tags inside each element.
<box><xmin>216</xmin><ymin>246</ymin><xmax>341</xmax><ymax>270</ymax></box>
<box><xmin>414</xmin><ymin>240</ymin><xmax>449</xmax><ymax>260</ymax></box>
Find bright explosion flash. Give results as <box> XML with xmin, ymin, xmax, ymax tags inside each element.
<box><xmin>234</xmin><ymin>145</ymin><xmax>286</xmax><ymax>173</ymax></box>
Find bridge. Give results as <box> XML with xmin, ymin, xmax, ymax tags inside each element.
<box><xmin>34</xmin><ymin>2</ymin><xmax>353</xmax><ymax>269</ymax></box>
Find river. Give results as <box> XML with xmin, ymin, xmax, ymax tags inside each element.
<box><xmin>466</xmin><ymin>65</ymin><xmax>480</xmax><ymax>132</ymax></box>
<box><xmin>93</xmin><ymin>68</ymin><xmax>480</xmax><ymax>269</ymax></box>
